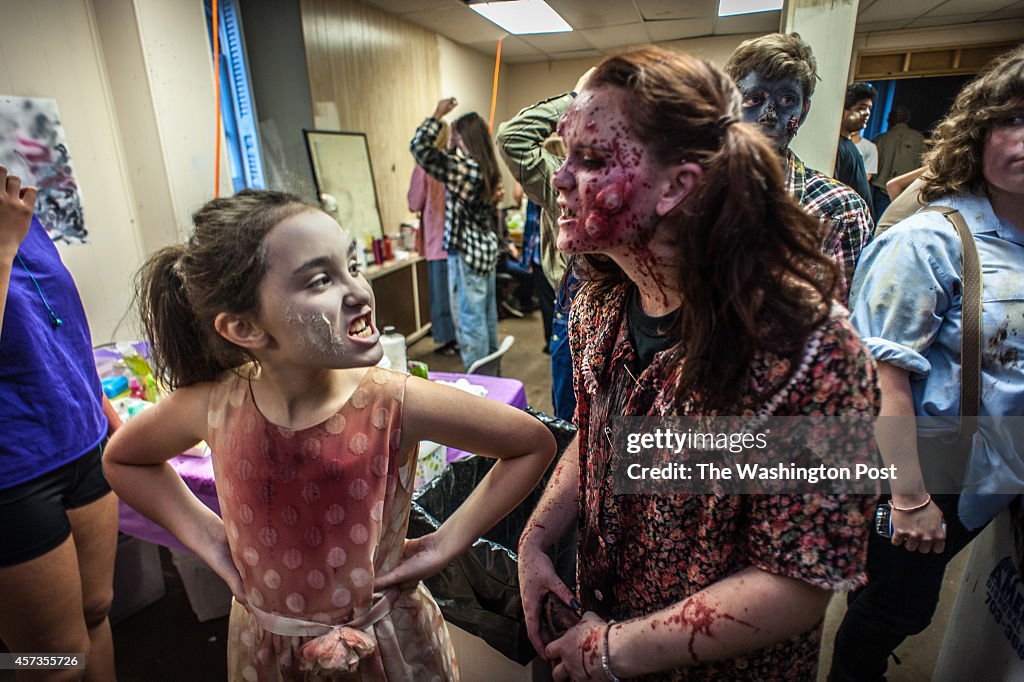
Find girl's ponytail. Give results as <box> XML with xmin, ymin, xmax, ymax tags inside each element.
<box><xmin>674</xmin><ymin>119</ymin><xmax>835</xmax><ymax>410</ymax></box>
<box><xmin>136</xmin><ymin>245</ymin><xmax>230</xmax><ymax>388</ymax></box>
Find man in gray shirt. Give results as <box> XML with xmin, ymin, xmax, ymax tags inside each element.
<box><xmin>870</xmin><ymin>106</ymin><xmax>925</xmax><ymax>216</ymax></box>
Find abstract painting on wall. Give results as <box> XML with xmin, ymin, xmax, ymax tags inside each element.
<box><xmin>0</xmin><ymin>96</ymin><xmax>88</xmax><ymax>244</ymax></box>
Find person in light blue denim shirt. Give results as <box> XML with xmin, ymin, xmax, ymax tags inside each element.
<box><xmin>831</xmin><ymin>45</ymin><xmax>1024</xmax><ymax>682</ymax></box>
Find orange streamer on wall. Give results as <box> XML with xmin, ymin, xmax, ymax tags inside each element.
<box><xmin>212</xmin><ymin>0</ymin><xmax>221</xmax><ymax>197</ymax></box>
<box><xmin>488</xmin><ymin>38</ymin><xmax>503</xmax><ymax>133</ymax></box>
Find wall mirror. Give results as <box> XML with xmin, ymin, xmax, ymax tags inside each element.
<box><xmin>303</xmin><ymin>129</ymin><xmax>384</xmax><ymax>245</ymax></box>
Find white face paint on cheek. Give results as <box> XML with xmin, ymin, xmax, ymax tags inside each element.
<box><xmin>283</xmin><ymin>306</ymin><xmax>344</xmax><ymax>357</ymax></box>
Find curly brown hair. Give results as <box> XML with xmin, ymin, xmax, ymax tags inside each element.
<box><xmin>576</xmin><ymin>47</ymin><xmax>835</xmax><ymax>412</ymax></box>
<box><xmin>921</xmin><ymin>44</ymin><xmax>1024</xmax><ymax>202</ymax></box>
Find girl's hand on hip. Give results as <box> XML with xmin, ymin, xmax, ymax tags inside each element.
<box><xmin>197</xmin><ymin>519</ymin><xmax>247</xmax><ymax>604</ymax></box>
<box><xmin>374</xmin><ymin>533</ymin><xmax>450</xmax><ymax>592</ymax></box>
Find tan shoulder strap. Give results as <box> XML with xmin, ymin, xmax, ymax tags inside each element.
<box><xmin>920</xmin><ymin>206</ymin><xmax>981</xmax><ymax>437</ymax></box>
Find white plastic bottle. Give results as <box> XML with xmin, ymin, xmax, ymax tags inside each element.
<box><xmin>380</xmin><ymin>326</ymin><xmax>408</xmax><ymax>373</ymax></box>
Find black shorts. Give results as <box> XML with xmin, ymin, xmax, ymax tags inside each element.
<box><xmin>0</xmin><ymin>441</ymin><xmax>112</xmax><ymax>567</ymax></box>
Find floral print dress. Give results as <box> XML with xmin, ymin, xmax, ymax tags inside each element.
<box><xmin>569</xmin><ymin>283</ymin><xmax>879</xmax><ymax>681</ymax></box>
<box><xmin>206</xmin><ymin>365</ymin><xmax>458</xmax><ymax>681</ymax></box>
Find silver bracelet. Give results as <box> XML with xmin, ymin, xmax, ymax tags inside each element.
<box><xmin>602</xmin><ymin>620</ymin><xmax>621</xmax><ymax>681</ymax></box>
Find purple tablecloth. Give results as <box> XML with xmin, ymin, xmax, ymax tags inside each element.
<box><xmin>117</xmin><ymin>372</ymin><xmax>528</xmax><ymax>550</ymax></box>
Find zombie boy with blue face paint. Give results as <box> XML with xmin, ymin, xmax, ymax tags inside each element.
<box><xmin>725</xmin><ymin>33</ymin><xmax>874</xmax><ymax>304</ymax></box>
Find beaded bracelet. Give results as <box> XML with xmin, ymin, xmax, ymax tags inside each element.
<box><xmin>889</xmin><ymin>494</ymin><xmax>932</xmax><ymax>513</ymax></box>
<box><xmin>602</xmin><ymin>620</ymin><xmax>621</xmax><ymax>682</ymax></box>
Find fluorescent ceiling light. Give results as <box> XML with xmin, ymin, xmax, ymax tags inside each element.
<box><xmin>718</xmin><ymin>0</ymin><xmax>784</xmax><ymax>17</ymax></box>
<box><xmin>469</xmin><ymin>0</ymin><xmax>572</xmax><ymax>35</ymax></box>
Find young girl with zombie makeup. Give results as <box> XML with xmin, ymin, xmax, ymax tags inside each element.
<box><xmin>103</xmin><ymin>190</ymin><xmax>555</xmax><ymax>680</ymax></box>
<box><xmin>517</xmin><ymin>48</ymin><xmax>879</xmax><ymax>681</ymax></box>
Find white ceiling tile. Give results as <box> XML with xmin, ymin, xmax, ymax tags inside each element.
<box><xmin>908</xmin><ymin>12</ymin><xmax>997</xmax><ymax>27</ymax></box>
<box><xmin>546</xmin><ymin>0</ymin><xmax>643</xmax><ymax>30</ymax></box>
<box><xmin>858</xmin><ymin>0</ymin><xmax>944</xmax><ymax>23</ymax></box>
<box><xmin>359</xmin><ymin>0</ymin><xmax>454</xmax><ymax>15</ymax></box>
<box><xmin>857</xmin><ymin>0</ymin><xmax>883</xmax><ymax>16</ymax></box>
<box><xmin>983</xmin><ymin>2</ymin><xmax>1024</xmax><ymax>19</ymax></box>
<box><xmin>469</xmin><ymin>36</ymin><xmax>544</xmax><ymax>58</ymax></box>
<box><xmin>401</xmin><ymin>5</ymin><xmax>506</xmax><ymax>43</ymax></box>
<box><xmin>712</xmin><ymin>10</ymin><xmax>780</xmax><ymax>35</ymax></box>
<box><xmin>579</xmin><ymin>22</ymin><xmax>654</xmax><ymax>49</ymax></box>
<box><xmin>541</xmin><ymin>48</ymin><xmax>604</xmax><ymax>61</ymax></box>
<box><xmin>517</xmin><ymin>31</ymin><xmax>596</xmax><ymax>54</ymax></box>
<box><xmin>856</xmin><ymin>19</ymin><xmax>916</xmax><ymax>33</ymax></box>
<box><xmin>635</xmin><ymin>0</ymin><xmax>710</xmax><ymax>21</ymax></box>
<box><xmin>922</xmin><ymin>0</ymin><xmax>1018</xmax><ymax>17</ymax></box>
<box><xmin>645</xmin><ymin>17</ymin><xmax>716</xmax><ymax>42</ymax></box>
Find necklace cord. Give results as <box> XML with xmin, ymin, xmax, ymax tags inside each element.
<box><xmin>15</xmin><ymin>253</ymin><xmax>62</xmax><ymax>328</ymax></box>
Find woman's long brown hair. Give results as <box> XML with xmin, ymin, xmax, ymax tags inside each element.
<box><xmin>579</xmin><ymin>47</ymin><xmax>836</xmax><ymax>412</ymax></box>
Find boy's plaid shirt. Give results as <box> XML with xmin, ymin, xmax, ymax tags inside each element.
<box><xmin>410</xmin><ymin>118</ymin><xmax>498</xmax><ymax>274</ymax></box>
<box><xmin>786</xmin><ymin>151</ymin><xmax>875</xmax><ymax>304</ymax></box>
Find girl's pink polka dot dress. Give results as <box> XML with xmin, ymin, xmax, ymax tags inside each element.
<box><xmin>207</xmin><ymin>366</ymin><xmax>458</xmax><ymax>681</ymax></box>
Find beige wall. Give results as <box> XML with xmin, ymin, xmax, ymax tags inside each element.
<box><xmin>301</xmin><ymin>0</ymin><xmax>443</xmax><ymax>237</ymax></box>
<box><xmin>299</xmin><ymin>0</ymin><xmax>524</xmax><ymax>227</ymax></box>
<box><xmin>0</xmin><ymin>0</ymin><xmax>142</xmax><ymax>343</ymax></box>
<box><xmin>437</xmin><ymin>35</ymin><xmax>518</xmax><ymax>206</ymax></box>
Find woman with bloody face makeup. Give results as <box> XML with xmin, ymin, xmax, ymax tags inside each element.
<box><xmin>517</xmin><ymin>47</ymin><xmax>879</xmax><ymax>681</ymax></box>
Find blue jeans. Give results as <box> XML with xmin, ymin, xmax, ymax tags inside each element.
<box><xmin>550</xmin><ymin>299</ymin><xmax>576</xmax><ymax>421</ymax></box>
<box><xmin>428</xmin><ymin>258</ymin><xmax>455</xmax><ymax>345</ymax></box>
<box><xmin>448</xmin><ymin>254</ymin><xmax>498</xmax><ymax>371</ymax></box>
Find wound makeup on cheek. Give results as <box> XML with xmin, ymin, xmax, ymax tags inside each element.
<box><xmin>785</xmin><ymin>116</ymin><xmax>800</xmax><ymax>138</ymax></box>
<box><xmin>595</xmin><ymin>184</ymin><xmax>624</xmax><ymax>213</ymax></box>
<box><xmin>584</xmin><ymin>212</ymin><xmax>609</xmax><ymax>239</ymax></box>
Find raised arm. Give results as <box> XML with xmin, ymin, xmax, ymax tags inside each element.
<box><xmin>0</xmin><ymin>166</ymin><xmax>38</xmax><ymax>339</ymax></box>
<box><xmin>496</xmin><ymin>69</ymin><xmax>593</xmax><ymax>217</ymax></box>
<box><xmin>102</xmin><ymin>383</ymin><xmax>245</xmax><ymax>600</ymax></box>
<box><xmin>373</xmin><ymin>377</ymin><xmax>556</xmax><ymax>589</ymax></box>
<box><xmin>496</xmin><ymin>93</ymin><xmax>573</xmax><ymax>217</ymax></box>
<box><xmin>886</xmin><ymin>166</ymin><xmax>926</xmax><ymax>201</ymax></box>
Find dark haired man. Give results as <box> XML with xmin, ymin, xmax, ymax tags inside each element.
<box><xmin>725</xmin><ymin>33</ymin><xmax>874</xmax><ymax>304</ymax></box>
<box><xmin>836</xmin><ymin>81</ymin><xmax>877</xmax><ymax>214</ymax></box>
